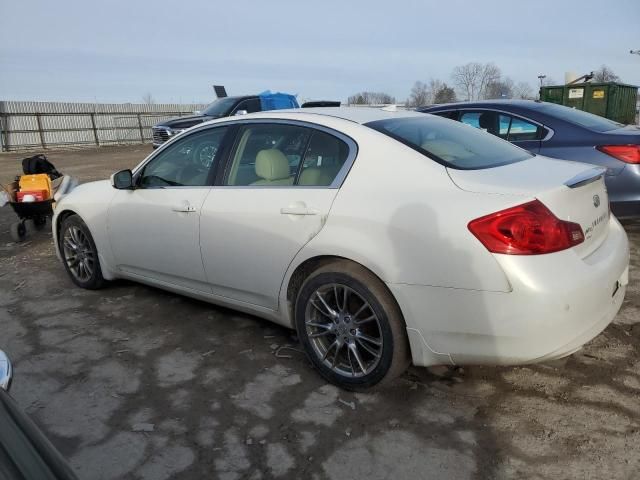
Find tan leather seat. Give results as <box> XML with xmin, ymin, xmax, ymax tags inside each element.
<box><xmin>298</xmin><ymin>167</ymin><xmax>333</xmax><ymax>186</ymax></box>
<box><xmin>251</xmin><ymin>149</ymin><xmax>293</xmax><ymax>186</ymax></box>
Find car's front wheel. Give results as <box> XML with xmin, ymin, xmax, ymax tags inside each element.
<box><xmin>295</xmin><ymin>260</ymin><xmax>410</xmax><ymax>390</ymax></box>
<box><xmin>59</xmin><ymin>214</ymin><xmax>105</xmax><ymax>289</ymax></box>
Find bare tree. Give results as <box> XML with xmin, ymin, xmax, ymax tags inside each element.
<box><xmin>406</xmin><ymin>81</ymin><xmax>430</xmax><ymax>108</ymax></box>
<box><xmin>433</xmin><ymin>84</ymin><xmax>456</xmax><ymax>103</ymax></box>
<box><xmin>593</xmin><ymin>65</ymin><xmax>621</xmax><ymax>83</ymax></box>
<box><xmin>142</xmin><ymin>93</ymin><xmax>155</xmax><ymax>105</ymax></box>
<box><xmin>485</xmin><ymin>77</ymin><xmax>514</xmax><ymax>99</ymax></box>
<box><xmin>451</xmin><ymin>62</ymin><xmax>501</xmax><ymax>101</ymax></box>
<box><xmin>514</xmin><ymin>81</ymin><xmax>535</xmax><ymax>99</ymax></box>
<box><xmin>348</xmin><ymin>91</ymin><xmax>396</xmax><ymax>105</ymax></box>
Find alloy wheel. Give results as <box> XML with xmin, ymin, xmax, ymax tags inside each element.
<box><xmin>62</xmin><ymin>225</ymin><xmax>95</xmax><ymax>283</ymax></box>
<box><xmin>304</xmin><ymin>283</ymin><xmax>383</xmax><ymax>378</ymax></box>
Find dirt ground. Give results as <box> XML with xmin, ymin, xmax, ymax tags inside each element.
<box><xmin>1</xmin><ymin>145</ymin><xmax>638</xmax><ymax>480</ymax></box>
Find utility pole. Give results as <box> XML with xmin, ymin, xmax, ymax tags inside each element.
<box><xmin>537</xmin><ymin>75</ymin><xmax>546</xmax><ymax>86</ymax></box>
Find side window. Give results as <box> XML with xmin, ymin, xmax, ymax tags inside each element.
<box><xmin>139</xmin><ymin>127</ymin><xmax>228</xmax><ymax>188</ymax></box>
<box><xmin>234</xmin><ymin>98</ymin><xmax>261</xmax><ymax>114</ymax></box>
<box><xmin>498</xmin><ymin>115</ymin><xmax>511</xmax><ymax>138</ymax></box>
<box><xmin>460</xmin><ymin>112</ymin><xmax>481</xmax><ymax>129</ymax></box>
<box><xmin>298</xmin><ymin>131</ymin><xmax>349</xmax><ymax>186</ymax></box>
<box><xmin>460</xmin><ymin>111</ymin><xmax>535</xmax><ymax>141</ymax></box>
<box><xmin>507</xmin><ymin>116</ymin><xmax>541</xmax><ymax>141</ymax></box>
<box><xmin>433</xmin><ymin>111</ymin><xmax>459</xmax><ymax>120</ymax></box>
<box><xmin>225</xmin><ymin>124</ymin><xmax>312</xmax><ymax>186</ymax></box>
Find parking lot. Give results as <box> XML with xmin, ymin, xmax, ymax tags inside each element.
<box><xmin>1</xmin><ymin>145</ymin><xmax>639</xmax><ymax>479</ymax></box>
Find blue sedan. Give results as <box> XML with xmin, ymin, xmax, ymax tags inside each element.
<box><xmin>419</xmin><ymin>100</ymin><xmax>640</xmax><ymax>219</ymax></box>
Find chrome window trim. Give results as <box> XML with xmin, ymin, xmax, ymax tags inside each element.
<box><xmin>431</xmin><ymin>108</ymin><xmax>555</xmax><ymax>142</ymax></box>
<box><xmin>134</xmin><ymin>118</ymin><xmax>358</xmax><ymax>190</ymax></box>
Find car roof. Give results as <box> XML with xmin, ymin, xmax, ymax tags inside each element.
<box><xmin>421</xmin><ymin>99</ymin><xmax>545</xmax><ymax>111</ymax></box>
<box><xmin>249</xmin><ymin>106</ymin><xmax>426</xmax><ymax>124</ymax></box>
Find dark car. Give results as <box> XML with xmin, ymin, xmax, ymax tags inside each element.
<box><xmin>419</xmin><ymin>100</ymin><xmax>640</xmax><ymax>218</ymax></box>
<box><xmin>0</xmin><ymin>350</ymin><xmax>77</xmax><ymax>480</ymax></box>
<box><xmin>152</xmin><ymin>94</ymin><xmax>298</xmax><ymax>148</ymax></box>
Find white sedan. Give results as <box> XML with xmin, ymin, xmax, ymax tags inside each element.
<box><xmin>52</xmin><ymin>107</ymin><xmax>629</xmax><ymax>390</ymax></box>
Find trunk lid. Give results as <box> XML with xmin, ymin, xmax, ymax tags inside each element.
<box><xmin>448</xmin><ymin>156</ymin><xmax>610</xmax><ymax>258</ymax></box>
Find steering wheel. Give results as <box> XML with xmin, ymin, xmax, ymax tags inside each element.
<box><xmin>193</xmin><ymin>142</ymin><xmax>218</xmax><ymax>168</ymax></box>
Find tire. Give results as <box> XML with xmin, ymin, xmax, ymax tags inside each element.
<box><xmin>59</xmin><ymin>214</ymin><xmax>105</xmax><ymax>289</ymax></box>
<box><xmin>10</xmin><ymin>222</ymin><xmax>26</xmax><ymax>243</ymax></box>
<box><xmin>295</xmin><ymin>260</ymin><xmax>410</xmax><ymax>390</ymax></box>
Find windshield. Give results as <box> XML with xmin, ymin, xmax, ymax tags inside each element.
<box><xmin>202</xmin><ymin>97</ymin><xmax>240</xmax><ymax>117</ymax></box>
<box><xmin>366</xmin><ymin>116</ymin><xmax>533</xmax><ymax>170</ymax></box>
<box><xmin>535</xmin><ymin>103</ymin><xmax>623</xmax><ymax>132</ymax></box>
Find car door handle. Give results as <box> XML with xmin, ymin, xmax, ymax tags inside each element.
<box><xmin>280</xmin><ymin>206</ymin><xmax>318</xmax><ymax>216</ymax></box>
<box><xmin>172</xmin><ymin>203</ymin><xmax>196</xmax><ymax>213</ymax></box>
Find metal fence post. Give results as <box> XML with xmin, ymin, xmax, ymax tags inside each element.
<box><xmin>137</xmin><ymin>114</ymin><xmax>144</xmax><ymax>143</ymax></box>
<box><xmin>35</xmin><ymin>113</ymin><xmax>46</xmax><ymax>149</ymax></box>
<box><xmin>90</xmin><ymin>113</ymin><xmax>99</xmax><ymax>146</ymax></box>
<box><xmin>0</xmin><ymin>114</ymin><xmax>6</xmax><ymax>152</ymax></box>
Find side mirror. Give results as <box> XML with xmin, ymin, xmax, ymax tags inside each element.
<box><xmin>234</xmin><ymin>110</ymin><xmax>248</xmax><ymax>116</ymax></box>
<box><xmin>111</xmin><ymin>169</ymin><xmax>134</xmax><ymax>190</ymax></box>
<box><xmin>0</xmin><ymin>350</ymin><xmax>12</xmax><ymax>392</ymax></box>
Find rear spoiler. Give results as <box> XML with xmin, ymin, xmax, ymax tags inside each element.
<box><xmin>564</xmin><ymin>167</ymin><xmax>606</xmax><ymax>189</ymax></box>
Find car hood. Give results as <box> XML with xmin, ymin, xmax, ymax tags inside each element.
<box><xmin>154</xmin><ymin>114</ymin><xmax>214</xmax><ymax>129</ymax></box>
<box><xmin>55</xmin><ymin>179</ymin><xmax>114</xmax><ymax>208</ymax></box>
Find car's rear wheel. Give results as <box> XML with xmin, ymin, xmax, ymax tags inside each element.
<box><xmin>59</xmin><ymin>214</ymin><xmax>105</xmax><ymax>289</ymax></box>
<box><xmin>295</xmin><ymin>260</ymin><xmax>410</xmax><ymax>390</ymax></box>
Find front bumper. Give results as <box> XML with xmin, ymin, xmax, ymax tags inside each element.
<box><xmin>390</xmin><ymin>217</ymin><xmax>630</xmax><ymax>367</ymax></box>
<box><xmin>151</xmin><ymin>126</ymin><xmax>186</xmax><ymax>148</ymax></box>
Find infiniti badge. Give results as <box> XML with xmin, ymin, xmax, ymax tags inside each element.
<box><xmin>593</xmin><ymin>194</ymin><xmax>600</xmax><ymax>208</ymax></box>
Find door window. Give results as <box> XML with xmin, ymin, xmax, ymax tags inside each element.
<box><xmin>459</xmin><ymin>111</ymin><xmax>542</xmax><ymax>141</ymax></box>
<box><xmin>225</xmin><ymin>124</ymin><xmax>350</xmax><ymax>187</ymax></box>
<box><xmin>506</xmin><ymin>116</ymin><xmax>540</xmax><ymax>141</ymax></box>
<box><xmin>460</xmin><ymin>112</ymin><xmax>482</xmax><ymax>129</ymax></box>
<box><xmin>298</xmin><ymin>131</ymin><xmax>349</xmax><ymax>186</ymax></box>
<box><xmin>432</xmin><ymin>111</ymin><xmax>459</xmax><ymax>120</ymax></box>
<box><xmin>233</xmin><ymin>98</ymin><xmax>262</xmax><ymax>114</ymax></box>
<box><xmin>225</xmin><ymin>124</ymin><xmax>312</xmax><ymax>186</ymax></box>
<box><xmin>139</xmin><ymin>127</ymin><xmax>228</xmax><ymax>188</ymax></box>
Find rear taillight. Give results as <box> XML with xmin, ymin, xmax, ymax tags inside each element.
<box><xmin>468</xmin><ymin>200</ymin><xmax>584</xmax><ymax>255</ymax></box>
<box><xmin>596</xmin><ymin>145</ymin><xmax>640</xmax><ymax>164</ymax></box>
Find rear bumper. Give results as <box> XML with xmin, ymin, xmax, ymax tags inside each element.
<box><xmin>389</xmin><ymin>217</ymin><xmax>630</xmax><ymax>366</ymax></box>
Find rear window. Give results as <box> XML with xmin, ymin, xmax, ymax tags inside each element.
<box><xmin>366</xmin><ymin>116</ymin><xmax>532</xmax><ymax>170</ymax></box>
<box><xmin>535</xmin><ymin>103</ymin><xmax>623</xmax><ymax>132</ymax></box>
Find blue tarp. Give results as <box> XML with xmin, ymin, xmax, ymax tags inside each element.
<box><xmin>258</xmin><ymin>90</ymin><xmax>299</xmax><ymax>111</ymax></box>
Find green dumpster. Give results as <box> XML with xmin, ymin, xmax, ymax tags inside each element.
<box><xmin>539</xmin><ymin>82</ymin><xmax>638</xmax><ymax>124</ymax></box>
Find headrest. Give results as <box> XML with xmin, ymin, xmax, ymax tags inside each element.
<box><xmin>255</xmin><ymin>149</ymin><xmax>290</xmax><ymax>180</ymax></box>
<box><xmin>478</xmin><ymin>112</ymin><xmax>496</xmax><ymax>130</ymax></box>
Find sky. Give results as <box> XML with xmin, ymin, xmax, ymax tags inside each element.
<box><xmin>1</xmin><ymin>0</ymin><xmax>639</xmax><ymax>105</ymax></box>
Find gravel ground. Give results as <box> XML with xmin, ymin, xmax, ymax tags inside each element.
<box><xmin>1</xmin><ymin>145</ymin><xmax>638</xmax><ymax>480</ymax></box>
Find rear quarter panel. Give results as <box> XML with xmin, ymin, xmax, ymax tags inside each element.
<box><xmin>285</xmin><ymin>124</ymin><xmax>524</xmax><ymax>294</ymax></box>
